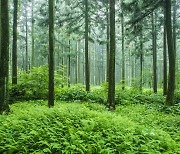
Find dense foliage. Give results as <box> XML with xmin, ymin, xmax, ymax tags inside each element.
<box><xmin>9</xmin><ymin>65</ymin><xmax>67</xmax><ymax>101</ymax></box>
<box><xmin>0</xmin><ymin>102</ymin><xmax>179</xmax><ymax>153</ymax></box>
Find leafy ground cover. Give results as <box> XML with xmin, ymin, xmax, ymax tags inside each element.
<box><xmin>0</xmin><ymin>102</ymin><xmax>179</xmax><ymax>153</ymax></box>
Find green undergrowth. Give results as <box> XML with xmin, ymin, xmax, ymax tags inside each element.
<box><xmin>0</xmin><ymin>102</ymin><xmax>180</xmax><ymax>153</ymax></box>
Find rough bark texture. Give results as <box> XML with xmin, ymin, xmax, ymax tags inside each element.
<box><xmin>165</xmin><ymin>0</ymin><xmax>175</xmax><ymax>106</ymax></box>
<box><xmin>85</xmin><ymin>0</ymin><xmax>90</xmax><ymax>92</ymax></box>
<box><xmin>0</xmin><ymin>0</ymin><xmax>10</xmax><ymax>112</ymax></box>
<box><xmin>12</xmin><ymin>0</ymin><xmax>18</xmax><ymax>85</ymax></box>
<box><xmin>107</xmin><ymin>0</ymin><xmax>115</xmax><ymax>110</ymax></box>
<box><xmin>48</xmin><ymin>0</ymin><xmax>54</xmax><ymax>107</ymax></box>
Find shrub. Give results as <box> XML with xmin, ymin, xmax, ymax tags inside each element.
<box><xmin>0</xmin><ymin>102</ymin><xmax>178</xmax><ymax>153</ymax></box>
<box><xmin>9</xmin><ymin>65</ymin><xmax>67</xmax><ymax>101</ymax></box>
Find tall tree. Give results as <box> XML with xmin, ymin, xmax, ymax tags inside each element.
<box><xmin>163</xmin><ymin>7</ymin><xmax>167</xmax><ymax>96</ymax></box>
<box><xmin>121</xmin><ymin>9</ymin><xmax>125</xmax><ymax>90</ymax></box>
<box><xmin>48</xmin><ymin>0</ymin><xmax>54</xmax><ymax>107</ymax></box>
<box><xmin>106</xmin><ymin>4</ymin><xmax>110</xmax><ymax>82</ymax></box>
<box><xmin>139</xmin><ymin>28</ymin><xmax>143</xmax><ymax>92</ymax></box>
<box><xmin>0</xmin><ymin>0</ymin><xmax>10</xmax><ymax>112</ymax></box>
<box><xmin>25</xmin><ymin>2</ymin><xmax>28</xmax><ymax>72</ymax></box>
<box><xmin>152</xmin><ymin>12</ymin><xmax>157</xmax><ymax>93</ymax></box>
<box><xmin>107</xmin><ymin>0</ymin><xmax>115</xmax><ymax>110</ymax></box>
<box><xmin>31</xmin><ymin>0</ymin><xmax>35</xmax><ymax>68</ymax></box>
<box><xmin>68</xmin><ymin>39</ymin><xmax>71</xmax><ymax>87</ymax></box>
<box><xmin>85</xmin><ymin>0</ymin><xmax>90</xmax><ymax>92</ymax></box>
<box><xmin>12</xmin><ymin>0</ymin><xmax>18</xmax><ymax>85</ymax></box>
<box><xmin>165</xmin><ymin>0</ymin><xmax>175</xmax><ymax>106</ymax></box>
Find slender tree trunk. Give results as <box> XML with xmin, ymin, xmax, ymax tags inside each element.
<box><xmin>25</xmin><ymin>3</ymin><xmax>28</xmax><ymax>72</ymax></box>
<box><xmin>107</xmin><ymin>0</ymin><xmax>115</xmax><ymax>110</ymax></box>
<box><xmin>163</xmin><ymin>7</ymin><xmax>167</xmax><ymax>96</ymax></box>
<box><xmin>68</xmin><ymin>40</ymin><xmax>71</xmax><ymax>87</ymax></box>
<box><xmin>31</xmin><ymin>0</ymin><xmax>35</xmax><ymax>68</ymax></box>
<box><xmin>106</xmin><ymin>5</ymin><xmax>110</xmax><ymax>82</ymax></box>
<box><xmin>121</xmin><ymin>12</ymin><xmax>125</xmax><ymax>90</ymax></box>
<box><xmin>0</xmin><ymin>0</ymin><xmax>10</xmax><ymax>112</ymax></box>
<box><xmin>140</xmin><ymin>30</ymin><xmax>143</xmax><ymax>92</ymax></box>
<box><xmin>173</xmin><ymin>0</ymin><xmax>177</xmax><ymax>59</ymax></box>
<box><xmin>48</xmin><ymin>0</ymin><xmax>54</xmax><ymax>107</ymax></box>
<box><xmin>165</xmin><ymin>0</ymin><xmax>175</xmax><ymax>106</ymax></box>
<box><xmin>12</xmin><ymin>0</ymin><xmax>18</xmax><ymax>85</ymax></box>
<box><xmin>75</xmin><ymin>41</ymin><xmax>78</xmax><ymax>84</ymax></box>
<box><xmin>85</xmin><ymin>0</ymin><xmax>90</xmax><ymax>92</ymax></box>
<box><xmin>152</xmin><ymin>12</ymin><xmax>157</xmax><ymax>93</ymax></box>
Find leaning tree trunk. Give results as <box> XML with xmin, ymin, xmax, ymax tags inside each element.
<box><xmin>107</xmin><ymin>0</ymin><xmax>116</xmax><ymax>110</ymax></box>
<box><xmin>0</xmin><ymin>0</ymin><xmax>10</xmax><ymax>113</ymax></box>
<box><xmin>48</xmin><ymin>0</ymin><xmax>54</xmax><ymax>107</ymax></box>
<box><xmin>12</xmin><ymin>0</ymin><xmax>18</xmax><ymax>85</ymax></box>
<box><xmin>165</xmin><ymin>0</ymin><xmax>175</xmax><ymax>106</ymax></box>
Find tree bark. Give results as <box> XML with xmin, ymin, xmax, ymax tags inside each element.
<box><xmin>121</xmin><ymin>12</ymin><xmax>125</xmax><ymax>90</ymax></box>
<box><xmin>85</xmin><ymin>0</ymin><xmax>90</xmax><ymax>92</ymax></box>
<box><xmin>163</xmin><ymin>7</ymin><xmax>167</xmax><ymax>96</ymax></box>
<box><xmin>68</xmin><ymin>39</ymin><xmax>71</xmax><ymax>87</ymax></box>
<box><xmin>140</xmin><ymin>30</ymin><xmax>143</xmax><ymax>92</ymax></box>
<box><xmin>0</xmin><ymin>0</ymin><xmax>10</xmax><ymax>112</ymax></box>
<box><xmin>25</xmin><ymin>3</ymin><xmax>28</xmax><ymax>72</ymax></box>
<box><xmin>165</xmin><ymin>0</ymin><xmax>175</xmax><ymax>106</ymax></box>
<box><xmin>107</xmin><ymin>0</ymin><xmax>115</xmax><ymax>110</ymax></box>
<box><xmin>12</xmin><ymin>0</ymin><xmax>18</xmax><ymax>85</ymax></box>
<box><xmin>48</xmin><ymin>0</ymin><xmax>54</xmax><ymax>107</ymax></box>
<box><xmin>106</xmin><ymin>5</ymin><xmax>110</xmax><ymax>82</ymax></box>
<box><xmin>152</xmin><ymin>12</ymin><xmax>157</xmax><ymax>93</ymax></box>
<box><xmin>31</xmin><ymin>0</ymin><xmax>35</xmax><ymax>68</ymax></box>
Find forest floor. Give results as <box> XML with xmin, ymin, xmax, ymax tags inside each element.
<box><xmin>0</xmin><ymin>101</ymin><xmax>180</xmax><ymax>153</ymax></box>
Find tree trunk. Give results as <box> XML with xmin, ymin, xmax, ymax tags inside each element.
<box><xmin>106</xmin><ymin>5</ymin><xmax>110</xmax><ymax>82</ymax></box>
<box><xmin>75</xmin><ymin>41</ymin><xmax>78</xmax><ymax>84</ymax></box>
<box><xmin>25</xmin><ymin>3</ymin><xmax>28</xmax><ymax>72</ymax></box>
<box><xmin>121</xmin><ymin>12</ymin><xmax>125</xmax><ymax>90</ymax></box>
<box><xmin>48</xmin><ymin>0</ymin><xmax>54</xmax><ymax>107</ymax></box>
<box><xmin>163</xmin><ymin>7</ymin><xmax>167</xmax><ymax>96</ymax></box>
<box><xmin>12</xmin><ymin>0</ymin><xmax>18</xmax><ymax>85</ymax></box>
<box><xmin>31</xmin><ymin>0</ymin><xmax>35</xmax><ymax>68</ymax></box>
<box><xmin>0</xmin><ymin>0</ymin><xmax>10</xmax><ymax>112</ymax></box>
<box><xmin>165</xmin><ymin>0</ymin><xmax>175</xmax><ymax>106</ymax></box>
<box><xmin>140</xmin><ymin>30</ymin><xmax>143</xmax><ymax>92</ymax></box>
<box><xmin>152</xmin><ymin>12</ymin><xmax>157</xmax><ymax>93</ymax></box>
<box><xmin>85</xmin><ymin>0</ymin><xmax>90</xmax><ymax>92</ymax></box>
<box><xmin>68</xmin><ymin>40</ymin><xmax>71</xmax><ymax>87</ymax></box>
<box><xmin>107</xmin><ymin>0</ymin><xmax>115</xmax><ymax>110</ymax></box>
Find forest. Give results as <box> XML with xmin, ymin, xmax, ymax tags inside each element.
<box><xmin>0</xmin><ymin>0</ymin><xmax>180</xmax><ymax>153</ymax></box>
